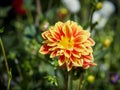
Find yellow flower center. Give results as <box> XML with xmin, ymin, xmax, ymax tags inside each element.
<box><xmin>59</xmin><ymin>36</ymin><xmax>74</xmax><ymax>50</ymax></box>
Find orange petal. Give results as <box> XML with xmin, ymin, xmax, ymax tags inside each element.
<box><xmin>56</xmin><ymin>50</ymin><xmax>64</xmax><ymax>56</ymax></box>
<box><xmin>64</xmin><ymin>50</ymin><xmax>71</xmax><ymax>58</ymax></box>
<box><xmin>42</xmin><ymin>30</ymin><xmax>51</xmax><ymax>39</ymax></box>
<box><xmin>74</xmin><ymin>44</ymin><xmax>85</xmax><ymax>52</ymax></box>
<box><xmin>73</xmin><ymin>59</ymin><xmax>83</xmax><ymax>67</ymax></box>
<box><xmin>71</xmin><ymin>55</ymin><xmax>83</xmax><ymax>66</ymax></box>
<box><xmin>75</xmin><ymin>30</ymin><xmax>90</xmax><ymax>38</ymax></box>
<box><xmin>83</xmin><ymin>61</ymin><xmax>97</xmax><ymax>69</ymax></box>
<box><xmin>39</xmin><ymin>44</ymin><xmax>51</xmax><ymax>54</ymax></box>
<box><xmin>63</xmin><ymin>23</ymin><xmax>73</xmax><ymax>38</ymax></box>
<box><xmin>74</xmin><ymin>35</ymin><xmax>88</xmax><ymax>43</ymax></box>
<box><xmin>83</xmin><ymin>53</ymin><xmax>93</xmax><ymax>61</ymax></box>
<box><xmin>88</xmin><ymin>38</ymin><xmax>95</xmax><ymax>46</ymax></box>
<box><xmin>67</xmin><ymin>61</ymin><xmax>73</xmax><ymax>71</ymax></box>
<box><xmin>49</xmin><ymin>46</ymin><xmax>59</xmax><ymax>51</ymax></box>
<box><xmin>50</xmin><ymin>50</ymin><xmax>57</xmax><ymax>58</ymax></box>
<box><xmin>81</xmin><ymin>48</ymin><xmax>90</xmax><ymax>55</ymax></box>
<box><xmin>50</xmin><ymin>29</ymin><xmax>61</xmax><ymax>41</ymax></box>
<box><xmin>55</xmin><ymin>22</ymin><xmax>65</xmax><ymax>36</ymax></box>
<box><xmin>72</xmin><ymin>49</ymin><xmax>81</xmax><ymax>58</ymax></box>
<box><xmin>73</xmin><ymin>26</ymin><xmax>83</xmax><ymax>36</ymax></box>
<box><xmin>47</xmin><ymin>37</ymin><xmax>56</xmax><ymax>42</ymax></box>
<box><xmin>58</xmin><ymin>55</ymin><xmax>65</xmax><ymax>66</ymax></box>
<box><xmin>47</xmin><ymin>42</ymin><xmax>58</xmax><ymax>46</ymax></box>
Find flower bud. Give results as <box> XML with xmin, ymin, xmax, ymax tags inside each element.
<box><xmin>96</xmin><ymin>2</ymin><xmax>103</xmax><ymax>10</ymax></box>
<box><xmin>57</xmin><ymin>7</ymin><xmax>68</xmax><ymax>20</ymax></box>
<box><xmin>87</xmin><ymin>75</ymin><xmax>95</xmax><ymax>83</ymax></box>
<box><xmin>40</xmin><ymin>21</ymin><xmax>49</xmax><ymax>31</ymax></box>
<box><xmin>103</xmin><ymin>38</ymin><xmax>111</xmax><ymax>48</ymax></box>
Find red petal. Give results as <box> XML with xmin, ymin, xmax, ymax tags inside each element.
<box><xmin>67</xmin><ymin>61</ymin><xmax>73</xmax><ymax>71</ymax></box>
<box><xmin>50</xmin><ymin>50</ymin><xmax>57</xmax><ymax>58</ymax></box>
<box><xmin>39</xmin><ymin>44</ymin><xmax>51</xmax><ymax>54</ymax></box>
<box><xmin>83</xmin><ymin>54</ymin><xmax>93</xmax><ymax>60</ymax></box>
<box><xmin>64</xmin><ymin>50</ymin><xmax>71</xmax><ymax>58</ymax></box>
<box><xmin>82</xmin><ymin>61</ymin><xmax>97</xmax><ymax>69</ymax></box>
<box><xmin>58</xmin><ymin>55</ymin><xmax>65</xmax><ymax>66</ymax></box>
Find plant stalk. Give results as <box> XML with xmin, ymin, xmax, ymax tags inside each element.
<box><xmin>55</xmin><ymin>69</ymin><xmax>60</xmax><ymax>90</ymax></box>
<box><xmin>89</xmin><ymin>8</ymin><xmax>95</xmax><ymax>32</ymax></box>
<box><xmin>68</xmin><ymin>71</ymin><xmax>72</xmax><ymax>90</ymax></box>
<box><xmin>0</xmin><ymin>37</ymin><xmax>11</xmax><ymax>90</ymax></box>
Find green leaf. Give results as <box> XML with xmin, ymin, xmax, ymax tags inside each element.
<box><xmin>45</xmin><ymin>75</ymin><xmax>58</xmax><ymax>86</ymax></box>
<box><xmin>0</xmin><ymin>27</ymin><xmax>4</xmax><ymax>33</ymax></box>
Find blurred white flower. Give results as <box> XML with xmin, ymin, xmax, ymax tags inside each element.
<box><xmin>100</xmin><ymin>63</ymin><xmax>109</xmax><ymax>72</ymax></box>
<box><xmin>92</xmin><ymin>11</ymin><xmax>108</xmax><ymax>29</ymax></box>
<box><xmin>100</xmin><ymin>1</ymin><xmax>115</xmax><ymax>17</ymax></box>
<box><xmin>92</xmin><ymin>1</ymin><xmax>115</xmax><ymax>29</ymax></box>
<box><xmin>61</xmin><ymin>0</ymin><xmax>80</xmax><ymax>13</ymax></box>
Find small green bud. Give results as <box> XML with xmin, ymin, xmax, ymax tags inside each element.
<box><xmin>96</xmin><ymin>2</ymin><xmax>103</xmax><ymax>10</ymax></box>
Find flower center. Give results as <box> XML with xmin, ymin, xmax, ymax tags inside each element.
<box><xmin>59</xmin><ymin>36</ymin><xmax>74</xmax><ymax>50</ymax></box>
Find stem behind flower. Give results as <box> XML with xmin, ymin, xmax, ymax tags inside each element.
<box><xmin>68</xmin><ymin>71</ymin><xmax>72</xmax><ymax>90</ymax></box>
<box><xmin>0</xmin><ymin>37</ymin><xmax>12</xmax><ymax>90</ymax></box>
<box><xmin>55</xmin><ymin>69</ymin><xmax>60</xmax><ymax>90</ymax></box>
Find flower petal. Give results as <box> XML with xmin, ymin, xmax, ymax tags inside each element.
<box><xmin>71</xmin><ymin>55</ymin><xmax>83</xmax><ymax>66</ymax></box>
<box><xmin>39</xmin><ymin>44</ymin><xmax>51</xmax><ymax>54</ymax></box>
<box><xmin>64</xmin><ymin>50</ymin><xmax>71</xmax><ymax>58</ymax></box>
<box><xmin>50</xmin><ymin>50</ymin><xmax>57</xmax><ymax>58</ymax></box>
<box><xmin>83</xmin><ymin>61</ymin><xmax>97</xmax><ymax>69</ymax></box>
<box><xmin>67</xmin><ymin>61</ymin><xmax>73</xmax><ymax>71</ymax></box>
<box><xmin>88</xmin><ymin>38</ymin><xmax>95</xmax><ymax>46</ymax></box>
<box><xmin>58</xmin><ymin>55</ymin><xmax>65</xmax><ymax>66</ymax></box>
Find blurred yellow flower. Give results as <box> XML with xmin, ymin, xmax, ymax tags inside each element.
<box><xmin>87</xmin><ymin>75</ymin><xmax>95</xmax><ymax>83</ymax></box>
<box><xmin>103</xmin><ymin>38</ymin><xmax>111</xmax><ymax>47</ymax></box>
<box><xmin>39</xmin><ymin>20</ymin><xmax>96</xmax><ymax>71</ymax></box>
<box><xmin>96</xmin><ymin>2</ymin><xmax>103</xmax><ymax>10</ymax></box>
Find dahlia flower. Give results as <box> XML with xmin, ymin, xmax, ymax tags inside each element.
<box><xmin>39</xmin><ymin>20</ymin><xmax>96</xmax><ymax>71</ymax></box>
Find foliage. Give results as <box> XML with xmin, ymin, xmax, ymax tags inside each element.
<box><xmin>0</xmin><ymin>0</ymin><xmax>120</xmax><ymax>90</ymax></box>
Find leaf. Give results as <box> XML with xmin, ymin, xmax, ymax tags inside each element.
<box><xmin>94</xmin><ymin>49</ymin><xmax>109</xmax><ymax>60</ymax></box>
<box><xmin>44</xmin><ymin>75</ymin><xmax>58</xmax><ymax>86</ymax></box>
<box><xmin>0</xmin><ymin>27</ymin><xmax>4</xmax><ymax>33</ymax></box>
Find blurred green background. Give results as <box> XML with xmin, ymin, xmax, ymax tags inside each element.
<box><xmin>0</xmin><ymin>0</ymin><xmax>120</xmax><ymax>90</ymax></box>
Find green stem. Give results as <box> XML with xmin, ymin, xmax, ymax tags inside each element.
<box><xmin>89</xmin><ymin>8</ymin><xmax>95</xmax><ymax>32</ymax></box>
<box><xmin>0</xmin><ymin>37</ymin><xmax>11</xmax><ymax>90</ymax></box>
<box><xmin>68</xmin><ymin>71</ymin><xmax>72</xmax><ymax>90</ymax></box>
<box><xmin>7</xmin><ymin>71</ymin><xmax>12</xmax><ymax>90</ymax></box>
<box><xmin>55</xmin><ymin>69</ymin><xmax>60</xmax><ymax>90</ymax></box>
<box><xmin>65</xmin><ymin>71</ymin><xmax>68</xmax><ymax>90</ymax></box>
<box><xmin>15</xmin><ymin>59</ymin><xmax>23</xmax><ymax>80</ymax></box>
<box><xmin>78</xmin><ymin>73</ymin><xmax>84</xmax><ymax>90</ymax></box>
<box><xmin>78</xmin><ymin>77</ymin><xmax>82</xmax><ymax>90</ymax></box>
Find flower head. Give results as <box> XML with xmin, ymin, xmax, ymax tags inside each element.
<box><xmin>39</xmin><ymin>20</ymin><xmax>96</xmax><ymax>71</ymax></box>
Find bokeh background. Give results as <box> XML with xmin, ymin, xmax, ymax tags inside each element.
<box><xmin>0</xmin><ymin>0</ymin><xmax>120</xmax><ymax>90</ymax></box>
